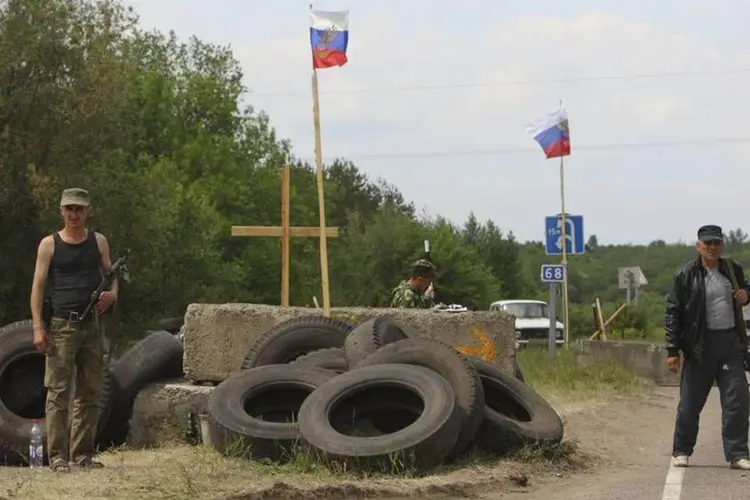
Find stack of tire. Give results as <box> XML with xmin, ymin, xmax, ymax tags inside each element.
<box><xmin>0</xmin><ymin>318</ymin><xmax>184</xmax><ymax>466</ymax></box>
<box><xmin>205</xmin><ymin>314</ymin><xmax>564</xmax><ymax>472</ymax></box>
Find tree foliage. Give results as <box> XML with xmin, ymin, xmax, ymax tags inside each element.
<box><xmin>0</xmin><ymin>0</ymin><xmax>744</xmax><ymax>348</ymax></box>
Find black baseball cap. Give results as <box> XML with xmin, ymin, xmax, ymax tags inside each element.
<box><xmin>697</xmin><ymin>224</ymin><xmax>724</xmax><ymax>242</ymax></box>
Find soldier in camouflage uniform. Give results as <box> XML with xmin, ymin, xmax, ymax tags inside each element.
<box><xmin>390</xmin><ymin>259</ymin><xmax>438</xmax><ymax>308</ymax></box>
<box><xmin>29</xmin><ymin>188</ymin><xmax>117</xmax><ymax>472</ymax></box>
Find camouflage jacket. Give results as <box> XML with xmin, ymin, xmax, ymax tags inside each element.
<box><xmin>390</xmin><ymin>280</ymin><xmax>435</xmax><ymax>309</ymax></box>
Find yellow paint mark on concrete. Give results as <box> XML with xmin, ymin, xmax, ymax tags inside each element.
<box><xmin>456</xmin><ymin>327</ymin><xmax>497</xmax><ymax>363</ymax></box>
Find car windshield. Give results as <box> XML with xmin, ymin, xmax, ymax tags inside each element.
<box><xmin>502</xmin><ymin>303</ymin><xmax>548</xmax><ymax>319</ymax></box>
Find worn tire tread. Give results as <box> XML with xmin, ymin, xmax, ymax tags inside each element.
<box><xmin>240</xmin><ymin>315</ymin><xmax>355</xmax><ymax>370</ymax></box>
<box><xmin>98</xmin><ymin>330</ymin><xmax>184</xmax><ymax>447</ymax></box>
<box><xmin>470</xmin><ymin>357</ymin><xmax>563</xmax><ymax>454</ymax></box>
<box><xmin>289</xmin><ymin>347</ymin><xmax>348</xmax><ymax>373</ymax></box>
<box><xmin>298</xmin><ymin>363</ymin><xmax>463</xmax><ymax>470</ymax></box>
<box><xmin>354</xmin><ymin>338</ymin><xmax>485</xmax><ymax>459</ymax></box>
<box><xmin>343</xmin><ymin>315</ymin><xmax>409</xmax><ymax>367</ymax></box>
<box><xmin>207</xmin><ymin>365</ymin><xmax>335</xmax><ymax>461</ymax></box>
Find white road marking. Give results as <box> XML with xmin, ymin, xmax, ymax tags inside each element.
<box><xmin>661</xmin><ymin>461</ymin><xmax>685</xmax><ymax>500</ymax></box>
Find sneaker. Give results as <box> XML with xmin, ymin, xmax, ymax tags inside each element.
<box><xmin>50</xmin><ymin>459</ymin><xmax>70</xmax><ymax>472</ymax></box>
<box><xmin>74</xmin><ymin>457</ymin><xmax>104</xmax><ymax>468</ymax></box>
<box><xmin>672</xmin><ymin>455</ymin><xmax>689</xmax><ymax>467</ymax></box>
<box><xmin>730</xmin><ymin>458</ymin><xmax>750</xmax><ymax>470</ymax></box>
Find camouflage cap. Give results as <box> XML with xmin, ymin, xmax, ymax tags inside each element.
<box><xmin>60</xmin><ymin>188</ymin><xmax>91</xmax><ymax>207</ymax></box>
<box><xmin>412</xmin><ymin>259</ymin><xmax>437</xmax><ymax>277</ymax></box>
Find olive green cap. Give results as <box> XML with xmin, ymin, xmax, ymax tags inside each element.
<box><xmin>412</xmin><ymin>259</ymin><xmax>437</xmax><ymax>277</ymax></box>
<box><xmin>60</xmin><ymin>188</ymin><xmax>91</xmax><ymax>207</ymax></box>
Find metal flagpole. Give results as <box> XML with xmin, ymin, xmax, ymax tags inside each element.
<box><xmin>558</xmin><ymin>100</ymin><xmax>570</xmax><ymax>346</ymax></box>
<box><xmin>559</xmin><ymin>153</ymin><xmax>570</xmax><ymax>346</ymax></box>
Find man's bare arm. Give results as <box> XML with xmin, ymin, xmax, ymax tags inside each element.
<box><xmin>96</xmin><ymin>233</ymin><xmax>118</xmax><ymax>297</ymax></box>
<box><xmin>30</xmin><ymin>236</ymin><xmax>54</xmax><ymax>330</ymax></box>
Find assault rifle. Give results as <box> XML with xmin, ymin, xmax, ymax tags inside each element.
<box><xmin>79</xmin><ymin>248</ymin><xmax>132</xmax><ymax>323</ymax></box>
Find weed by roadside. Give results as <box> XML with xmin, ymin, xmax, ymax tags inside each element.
<box><xmin>0</xmin><ymin>443</ymin><xmax>339</xmax><ymax>500</ymax></box>
<box><xmin>452</xmin><ymin>438</ymin><xmax>584</xmax><ymax>470</ymax></box>
<box><xmin>511</xmin><ymin>439</ymin><xmax>586</xmax><ymax>468</ymax></box>
<box><xmin>516</xmin><ymin>345</ymin><xmax>653</xmax><ymax>396</ymax></box>
<box><xmin>0</xmin><ymin>438</ymin><xmax>589</xmax><ymax>500</ymax></box>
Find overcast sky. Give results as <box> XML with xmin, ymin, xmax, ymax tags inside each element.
<box><xmin>124</xmin><ymin>0</ymin><xmax>750</xmax><ymax>246</ymax></box>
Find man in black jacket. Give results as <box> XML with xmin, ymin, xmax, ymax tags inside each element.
<box><xmin>666</xmin><ymin>224</ymin><xmax>750</xmax><ymax>470</ymax></box>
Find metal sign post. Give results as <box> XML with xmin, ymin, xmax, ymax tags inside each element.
<box><xmin>541</xmin><ymin>264</ymin><xmax>565</xmax><ymax>362</ymax></box>
<box><xmin>617</xmin><ymin>266</ymin><xmax>648</xmax><ymax>305</ymax></box>
<box><xmin>544</xmin><ymin>214</ymin><xmax>584</xmax><ymax>346</ymax></box>
<box><xmin>548</xmin><ymin>283</ymin><xmax>558</xmax><ymax>362</ymax></box>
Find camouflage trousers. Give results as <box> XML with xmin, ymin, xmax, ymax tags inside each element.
<box><xmin>44</xmin><ymin>315</ymin><xmax>105</xmax><ymax>465</ymax></box>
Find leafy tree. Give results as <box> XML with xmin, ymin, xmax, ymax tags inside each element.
<box><xmin>2</xmin><ymin>0</ymin><xmax>749</xmax><ymax>349</ymax></box>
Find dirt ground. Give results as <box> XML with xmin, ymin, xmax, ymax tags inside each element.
<box><xmin>0</xmin><ymin>387</ymin><xmax>678</xmax><ymax>500</ymax></box>
<box><xmin>482</xmin><ymin>387</ymin><xmax>679</xmax><ymax>500</ymax></box>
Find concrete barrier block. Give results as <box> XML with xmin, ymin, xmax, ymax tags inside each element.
<box><xmin>128</xmin><ymin>380</ymin><xmax>214</xmax><ymax>447</ymax></box>
<box><xmin>573</xmin><ymin>339</ymin><xmax>680</xmax><ymax>386</ymax></box>
<box><xmin>182</xmin><ymin>303</ymin><xmax>516</xmax><ymax>384</ymax></box>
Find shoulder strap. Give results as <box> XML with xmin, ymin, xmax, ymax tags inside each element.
<box><xmin>89</xmin><ymin>229</ymin><xmax>101</xmax><ymax>250</ymax></box>
<box><xmin>724</xmin><ymin>258</ymin><xmax>740</xmax><ymax>291</ymax></box>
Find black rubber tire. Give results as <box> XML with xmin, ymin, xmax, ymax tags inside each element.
<box><xmin>354</xmin><ymin>338</ymin><xmax>485</xmax><ymax>459</ymax></box>
<box><xmin>156</xmin><ymin>316</ymin><xmax>184</xmax><ymax>334</ymax></box>
<box><xmin>206</xmin><ymin>365</ymin><xmax>336</xmax><ymax>461</ymax></box>
<box><xmin>470</xmin><ymin>357</ymin><xmax>564</xmax><ymax>454</ymax></box>
<box><xmin>329</xmin><ymin>387</ymin><xmax>424</xmax><ymax>437</ymax></box>
<box><xmin>0</xmin><ymin>371</ymin><xmax>115</xmax><ymax>464</ymax></box>
<box><xmin>1</xmin><ymin>357</ymin><xmax>44</xmax><ymax>415</ymax></box>
<box><xmin>343</xmin><ymin>315</ymin><xmax>409</xmax><ymax>367</ymax></box>
<box><xmin>110</xmin><ymin>330</ymin><xmax>184</xmax><ymax>394</ymax></box>
<box><xmin>97</xmin><ymin>330</ymin><xmax>184</xmax><ymax>447</ymax></box>
<box><xmin>289</xmin><ymin>347</ymin><xmax>348</xmax><ymax>374</ymax></box>
<box><xmin>0</xmin><ymin>320</ymin><xmax>113</xmax><ymax>465</ymax></box>
<box><xmin>240</xmin><ymin>316</ymin><xmax>355</xmax><ymax>369</ymax></box>
<box><xmin>298</xmin><ymin>363</ymin><xmax>462</xmax><ymax>471</ymax></box>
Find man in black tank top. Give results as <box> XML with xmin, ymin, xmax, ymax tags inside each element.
<box><xmin>29</xmin><ymin>188</ymin><xmax>119</xmax><ymax>472</ymax></box>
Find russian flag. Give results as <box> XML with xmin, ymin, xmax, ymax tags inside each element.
<box><xmin>526</xmin><ymin>106</ymin><xmax>571</xmax><ymax>159</ymax></box>
<box><xmin>310</xmin><ymin>10</ymin><xmax>349</xmax><ymax>70</ymax></box>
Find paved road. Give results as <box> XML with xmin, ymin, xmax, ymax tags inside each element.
<box><xmin>487</xmin><ymin>386</ymin><xmax>750</xmax><ymax>500</ymax></box>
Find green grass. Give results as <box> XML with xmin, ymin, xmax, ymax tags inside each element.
<box><xmin>516</xmin><ymin>345</ymin><xmax>653</xmax><ymax>396</ymax></box>
<box><xmin>589</xmin><ymin>327</ymin><xmax>663</xmax><ymax>342</ymax></box>
<box><xmin>0</xmin><ymin>439</ymin><xmax>581</xmax><ymax>500</ymax></box>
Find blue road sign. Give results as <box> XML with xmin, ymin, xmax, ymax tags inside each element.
<box><xmin>541</xmin><ymin>264</ymin><xmax>565</xmax><ymax>283</ymax></box>
<box><xmin>545</xmin><ymin>214</ymin><xmax>585</xmax><ymax>256</ymax></box>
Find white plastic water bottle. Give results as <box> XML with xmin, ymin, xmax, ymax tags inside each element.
<box><xmin>29</xmin><ymin>419</ymin><xmax>43</xmax><ymax>469</ymax></box>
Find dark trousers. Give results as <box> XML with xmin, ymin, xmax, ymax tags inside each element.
<box><xmin>672</xmin><ymin>328</ymin><xmax>750</xmax><ymax>461</ymax></box>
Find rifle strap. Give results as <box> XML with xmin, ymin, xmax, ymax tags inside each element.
<box><xmin>722</xmin><ymin>258</ymin><xmax>749</xmax><ymax>349</ymax></box>
<box><xmin>724</xmin><ymin>257</ymin><xmax>740</xmax><ymax>292</ymax></box>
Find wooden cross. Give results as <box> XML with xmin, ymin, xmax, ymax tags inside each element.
<box><xmin>231</xmin><ymin>163</ymin><xmax>339</xmax><ymax>308</ymax></box>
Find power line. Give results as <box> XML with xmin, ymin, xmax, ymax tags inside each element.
<box><xmin>307</xmin><ymin>137</ymin><xmax>750</xmax><ymax>162</ymax></box>
<box><xmin>252</xmin><ymin>67</ymin><xmax>750</xmax><ymax>97</ymax></box>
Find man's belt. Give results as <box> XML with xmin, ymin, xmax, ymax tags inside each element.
<box><xmin>52</xmin><ymin>309</ymin><xmax>89</xmax><ymax>324</ymax></box>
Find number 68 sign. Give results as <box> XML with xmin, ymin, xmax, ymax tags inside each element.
<box><xmin>541</xmin><ymin>264</ymin><xmax>565</xmax><ymax>283</ymax></box>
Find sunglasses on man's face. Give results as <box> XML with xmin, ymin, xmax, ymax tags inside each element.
<box><xmin>703</xmin><ymin>239</ymin><xmax>723</xmax><ymax>246</ymax></box>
